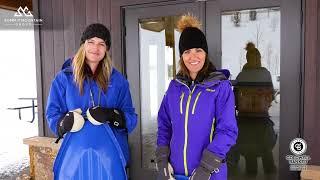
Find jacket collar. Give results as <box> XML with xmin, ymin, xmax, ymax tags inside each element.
<box><xmin>175</xmin><ymin>70</ymin><xmax>227</xmax><ymax>88</ymax></box>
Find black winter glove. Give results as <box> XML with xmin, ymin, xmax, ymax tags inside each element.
<box><xmin>55</xmin><ymin>108</ymin><xmax>85</xmax><ymax>143</ymax></box>
<box><xmin>86</xmin><ymin>106</ymin><xmax>126</xmax><ymax>128</ymax></box>
<box><xmin>156</xmin><ymin>146</ymin><xmax>171</xmax><ymax>180</ymax></box>
<box><xmin>190</xmin><ymin>149</ymin><xmax>223</xmax><ymax>180</ymax></box>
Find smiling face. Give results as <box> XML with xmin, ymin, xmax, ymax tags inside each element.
<box><xmin>84</xmin><ymin>37</ymin><xmax>107</xmax><ymax>64</ymax></box>
<box><xmin>182</xmin><ymin>48</ymin><xmax>206</xmax><ymax>80</ymax></box>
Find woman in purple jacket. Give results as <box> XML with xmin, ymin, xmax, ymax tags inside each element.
<box><xmin>156</xmin><ymin>15</ymin><xmax>238</xmax><ymax>180</ymax></box>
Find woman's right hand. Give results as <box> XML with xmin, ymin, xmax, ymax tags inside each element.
<box><xmin>156</xmin><ymin>146</ymin><xmax>175</xmax><ymax>180</ymax></box>
<box><xmin>56</xmin><ymin>108</ymin><xmax>85</xmax><ymax>143</ymax></box>
<box><xmin>157</xmin><ymin>162</ymin><xmax>175</xmax><ymax>180</ymax></box>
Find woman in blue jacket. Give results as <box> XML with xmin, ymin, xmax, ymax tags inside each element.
<box><xmin>156</xmin><ymin>15</ymin><xmax>238</xmax><ymax>180</ymax></box>
<box><xmin>46</xmin><ymin>23</ymin><xmax>137</xmax><ymax>180</ymax></box>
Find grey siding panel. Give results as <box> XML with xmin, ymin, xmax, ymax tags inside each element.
<box><xmin>304</xmin><ymin>0</ymin><xmax>320</xmax><ymax>165</ymax></box>
<box><xmin>39</xmin><ymin>0</ymin><xmax>55</xmax><ymax>137</ymax></box>
<box><xmin>63</xmin><ymin>0</ymin><xmax>75</xmax><ymax>59</ymax></box>
<box><xmin>74</xmin><ymin>0</ymin><xmax>87</xmax><ymax>47</ymax></box>
<box><xmin>98</xmin><ymin>0</ymin><xmax>110</xmax><ymax>28</ymax></box>
<box><xmin>86</xmin><ymin>0</ymin><xmax>98</xmax><ymax>24</ymax></box>
<box><xmin>318</xmin><ymin>0</ymin><xmax>320</xmax><ymax>165</ymax></box>
<box><xmin>110</xmin><ymin>2</ymin><xmax>122</xmax><ymax>71</ymax></box>
<box><xmin>52</xmin><ymin>0</ymin><xmax>65</xmax><ymax>72</ymax></box>
<box><xmin>33</xmin><ymin>0</ymin><xmax>44</xmax><ymax>136</ymax></box>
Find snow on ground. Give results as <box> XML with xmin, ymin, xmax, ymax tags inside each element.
<box><xmin>0</xmin><ymin>9</ymin><xmax>38</xmax><ymax>179</ymax></box>
<box><xmin>0</xmin><ymin>99</ymin><xmax>37</xmax><ymax>179</ymax></box>
<box><xmin>0</xmin><ymin>109</ymin><xmax>37</xmax><ymax>177</ymax></box>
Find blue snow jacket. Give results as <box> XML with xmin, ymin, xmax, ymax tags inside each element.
<box><xmin>46</xmin><ymin>58</ymin><xmax>137</xmax><ymax>180</ymax></box>
<box><xmin>157</xmin><ymin>71</ymin><xmax>238</xmax><ymax>180</ymax></box>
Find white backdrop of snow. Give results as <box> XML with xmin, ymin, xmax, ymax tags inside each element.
<box><xmin>0</xmin><ymin>9</ymin><xmax>38</xmax><ymax>176</ymax></box>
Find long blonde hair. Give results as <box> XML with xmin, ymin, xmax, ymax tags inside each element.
<box><xmin>72</xmin><ymin>44</ymin><xmax>112</xmax><ymax>94</ymax></box>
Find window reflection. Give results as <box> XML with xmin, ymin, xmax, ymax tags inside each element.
<box><xmin>222</xmin><ymin>8</ymin><xmax>280</xmax><ymax>180</ymax></box>
<box><xmin>222</xmin><ymin>7</ymin><xmax>280</xmax><ymax>86</ymax></box>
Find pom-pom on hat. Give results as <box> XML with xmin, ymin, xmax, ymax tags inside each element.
<box><xmin>177</xmin><ymin>14</ymin><xmax>208</xmax><ymax>55</ymax></box>
<box><xmin>80</xmin><ymin>23</ymin><xmax>111</xmax><ymax>49</ymax></box>
<box><xmin>243</xmin><ymin>42</ymin><xmax>262</xmax><ymax>69</ymax></box>
<box><xmin>245</xmin><ymin>42</ymin><xmax>261</xmax><ymax>58</ymax></box>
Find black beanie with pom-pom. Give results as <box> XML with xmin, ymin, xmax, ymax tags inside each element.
<box><xmin>179</xmin><ymin>27</ymin><xmax>208</xmax><ymax>55</ymax></box>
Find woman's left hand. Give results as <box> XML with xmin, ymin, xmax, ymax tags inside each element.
<box><xmin>86</xmin><ymin>106</ymin><xmax>126</xmax><ymax>128</ymax></box>
<box><xmin>189</xmin><ymin>166</ymin><xmax>211</xmax><ymax>180</ymax></box>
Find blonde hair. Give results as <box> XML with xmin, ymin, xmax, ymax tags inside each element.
<box><xmin>72</xmin><ymin>44</ymin><xmax>112</xmax><ymax>94</ymax></box>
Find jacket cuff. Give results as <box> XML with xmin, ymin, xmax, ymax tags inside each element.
<box><xmin>155</xmin><ymin>146</ymin><xmax>170</xmax><ymax>163</ymax></box>
<box><xmin>116</xmin><ymin>108</ymin><xmax>126</xmax><ymax>128</ymax></box>
<box><xmin>200</xmin><ymin>149</ymin><xmax>223</xmax><ymax>173</ymax></box>
<box><xmin>56</xmin><ymin>114</ymin><xmax>66</xmax><ymax>137</ymax></box>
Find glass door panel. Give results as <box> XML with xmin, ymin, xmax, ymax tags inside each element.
<box><xmin>206</xmin><ymin>0</ymin><xmax>302</xmax><ymax>179</ymax></box>
<box><xmin>139</xmin><ymin>16</ymin><xmax>180</xmax><ymax>169</ymax></box>
<box><xmin>125</xmin><ymin>3</ymin><xmax>201</xmax><ymax>179</ymax></box>
<box><xmin>222</xmin><ymin>8</ymin><xmax>280</xmax><ymax>180</ymax></box>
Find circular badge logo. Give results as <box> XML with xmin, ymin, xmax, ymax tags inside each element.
<box><xmin>290</xmin><ymin>138</ymin><xmax>307</xmax><ymax>156</ymax></box>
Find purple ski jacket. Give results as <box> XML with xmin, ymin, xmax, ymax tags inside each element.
<box><xmin>157</xmin><ymin>72</ymin><xmax>238</xmax><ymax>179</ymax></box>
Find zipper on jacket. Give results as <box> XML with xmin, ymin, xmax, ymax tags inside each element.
<box><xmin>175</xmin><ymin>79</ymin><xmax>191</xmax><ymax>92</ymax></box>
<box><xmin>183</xmin><ymin>86</ymin><xmax>196</xmax><ymax>176</ymax></box>
<box><xmin>191</xmin><ymin>92</ymin><xmax>202</xmax><ymax>114</ymax></box>
<box><xmin>180</xmin><ymin>92</ymin><xmax>185</xmax><ymax>114</ymax></box>
<box><xmin>210</xmin><ymin>117</ymin><xmax>216</xmax><ymax>143</ymax></box>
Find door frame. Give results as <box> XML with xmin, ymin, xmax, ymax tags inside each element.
<box><xmin>124</xmin><ymin>2</ymin><xmax>204</xmax><ymax>179</ymax></box>
<box><xmin>111</xmin><ymin>0</ymin><xmax>204</xmax><ymax>73</ymax></box>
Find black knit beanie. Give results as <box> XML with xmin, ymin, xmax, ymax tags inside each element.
<box><xmin>80</xmin><ymin>23</ymin><xmax>111</xmax><ymax>49</ymax></box>
<box><xmin>179</xmin><ymin>27</ymin><xmax>208</xmax><ymax>55</ymax></box>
